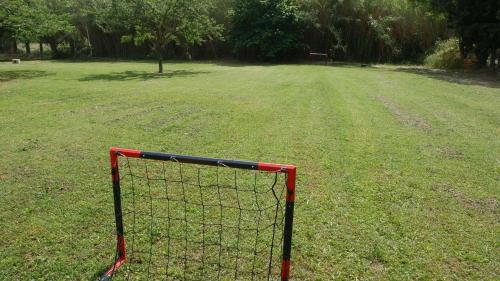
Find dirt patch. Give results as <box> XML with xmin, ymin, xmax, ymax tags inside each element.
<box><xmin>433</xmin><ymin>183</ymin><xmax>499</xmax><ymax>214</ymax></box>
<box><xmin>376</xmin><ymin>96</ymin><xmax>431</xmax><ymax>131</ymax></box>
<box><xmin>142</xmin><ymin>108</ymin><xmax>203</xmax><ymax>131</ymax></box>
<box><xmin>15</xmin><ymin>165</ymin><xmax>34</xmax><ymax>179</ymax></box>
<box><xmin>105</xmin><ymin>105</ymin><xmax>167</xmax><ymax>124</ymax></box>
<box><xmin>435</xmin><ymin>146</ymin><xmax>464</xmax><ymax>159</ymax></box>
<box><xmin>18</xmin><ymin>138</ymin><xmax>42</xmax><ymax>152</ymax></box>
<box><xmin>370</xmin><ymin>260</ymin><xmax>388</xmax><ymax>280</ymax></box>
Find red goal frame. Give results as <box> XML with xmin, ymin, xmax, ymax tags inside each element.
<box><xmin>101</xmin><ymin>147</ymin><xmax>297</xmax><ymax>280</ymax></box>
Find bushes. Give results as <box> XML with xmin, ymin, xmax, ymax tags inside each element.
<box><xmin>299</xmin><ymin>0</ymin><xmax>447</xmax><ymax>62</ymax></box>
<box><xmin>0</xmin><ymin>0</ymin><xmax>450</xmax><ymax>63</ymax></box>
<box><xmin>424</xmin><ymin>38</ymin><xmax>463</xmax><ymax>69</ymax></box>
<box><xmin>231</xmin><ymin>0</ymin><xmax>304</xmax><ymax>60</ymax></box>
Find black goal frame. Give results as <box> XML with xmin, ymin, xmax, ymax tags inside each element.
<box><xmin>100</xmin><ymin>147</ymin><xmax>297</xmax><ymax>281</ymax></box>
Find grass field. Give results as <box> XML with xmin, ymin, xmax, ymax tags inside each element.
<box><xmin>0</xmin><ymin>60</ymin><xmax>498</xmax><ymax>280</ymax></box>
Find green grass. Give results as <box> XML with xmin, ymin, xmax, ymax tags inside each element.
<box><xmin>0</xmin><ymin>60</ymin><xmax>498</xmax><ymax>280</ymax></box>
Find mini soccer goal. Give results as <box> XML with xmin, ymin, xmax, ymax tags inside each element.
<box><xmin>100</xmin><ymin>148</ymin><xmax>296</xmax><ymax>281</ymax></box>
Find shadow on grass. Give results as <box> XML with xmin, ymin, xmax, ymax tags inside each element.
<box><xmin>328</xmin><ymin>61</ymin><xmax>375</xmax><ymax>68</ymax></box>
<box><xmin>79</xmin><ymin>70</ymin><xmax>210</xmax><ymax>81</ymax></box>
<box><xmin>0</xmin><ymin>70</ymin><xmax>52</xmax><ymax>82</ymax></box>
<box><xmin>210</xmin><ymin>59</ymin><xmax>278</xmax><ymax>67</ymax></box>
<box><xmin>394</xmin><ymin>67</ymin><xmax>500</xmax><ymax>89</ymax></box>
<box><xmin>90</xmin><ymin>266</ymin><xmax>111</xmax><ymax>281</ymax></box>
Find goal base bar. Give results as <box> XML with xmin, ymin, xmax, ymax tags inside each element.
<box><xmin>101</xmin><ymin>147</ymin><xmax>296</xmax><ymax>281</ymax></box>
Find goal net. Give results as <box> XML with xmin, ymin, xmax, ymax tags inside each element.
<box><xmin>100</xmin><ymin>148</ymin><xmax>296</xmax><ymax>281</ymax></box>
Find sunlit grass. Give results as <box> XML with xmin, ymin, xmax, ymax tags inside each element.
<box><xmin>0</xmin><ymin>60</ymin><xmax>498</xmax><ymax>280</ymax></box>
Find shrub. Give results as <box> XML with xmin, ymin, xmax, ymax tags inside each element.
<box><xmin>56</xmin><ymin>42</ymin><xmax>73</xmax><ymax>58</ymax></box>
<box><xmin>231</xmin><ymin>0</ymin><xmax>304</xmax><ymax>60</ymax></box>
<box><xmin>424</xmin><ymin>38</ymin><xmax>463</xmax><ymax>69</ymax></box>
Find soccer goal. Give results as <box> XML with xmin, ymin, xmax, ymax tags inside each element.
<box><xmin>100</xmin><ymin>147</ymin><xmax>296</xmax><ymax>281</ymax></box>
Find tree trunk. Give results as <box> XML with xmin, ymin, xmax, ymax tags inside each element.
<box><xmin>158</xmin><ymin>53</ymin><xmax>163</xmax><ymax>73</ymax></box>
<box><xmin>209</xmin><ymin>40</ymin><xmax>217</xmax><ymax>59</ymax></box>
<box><xmin>39</xmin><ymin>42</ymin><xmax>44</xmax><ymax>59</ymax></box>
<box><xmin>25</xmin><ymin>42</ymin><xmax>30</xmax><ymax>54</ymax></box>
<box><xmin>70</xmin><ymin>40</ymin><xmax>76</xmax><ymax>57</ymax></box>
<box><xmin>13</xmin><ymin>39</ymin><xmax>18</xmax><ymax>53</ymax></box>
<box><xmin>155</xmin><ymin>34</ymin><xmax>164</xmax><ymax>73</ymax></box>
<box><xmin>459</xmin><ymin>39</ymin><xmax>466</xmax><ymax>59</ymax></box>
<box><xmin>489</xmin><ymin>48</ymin><xmax>497</xmax><ymax>69</ymax></box>
<box><xmin>186</xmin><ymin>45</ymin><xmax>192</xmax><ymax>60</ymax></box>
<box><xmin>476</xmin><ymin>48</ymin><xmax>489</xmax><ymax>68</ymax></box>
<box><xmin>49</xmin><ymin>40</ymin><xmax>59</xmax><ymax>58</ymax></box>
<box><xmin>85</xmin><ymin>24</ymin><xmax>93</xmax><ymax>57</ymax></box>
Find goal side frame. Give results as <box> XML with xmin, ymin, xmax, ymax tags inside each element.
<box><xmin>100</xmin><ymin>147</ymin><xmax>296</xmax><ymax>281</ymax></box>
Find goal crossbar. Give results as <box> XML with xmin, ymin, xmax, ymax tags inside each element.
<box><xmin>101</xmin><ymin>147</ymin><xmax>296</xmax><ymax>280</ymax></box>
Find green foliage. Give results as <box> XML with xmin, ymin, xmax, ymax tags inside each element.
<box><xmin>55</xmin><ymin>41</ymin><xmax>72</xmax><ymax>55</ymax></box>
<box><xmin>416</xmin><ymin>0</ymin><xmax>500</xmax><ymax>67</ymax></box>
<box><xmin>0</xmin><ymin>0</ymin><xmax>41</xmax><ymax>42</ymax></box>
<box><xmin>424</xmin><ymin>38</ymin><xmax>463</xmax><ymax>69</ymax></box>
<box><xmin>299</xmin><ymin>0</ymin><xmax>447</xmax><ymax>61</ymax></box>
<box><xmin>231</xmin><ymin>0</ymin><xmax>305</xmax><ymax>60</ymax></box>
<box><xmin>0</xmin><ymin>0</ymin><xmax>452</xmax><ymax>63</ymax></box>
<box><xmin>0</xmin><ymin>0</ymin><xmax>74</xmax><ymax>56</ymax></box>
<box><xmin>109</xmin><ymin>0</ymin><xmax>222</xmax><ymax>71</ymax></box>
<box><xmin>300</xmin><ymin>0</ymin><xmax>343</xmax><ymax>54</ymax></box>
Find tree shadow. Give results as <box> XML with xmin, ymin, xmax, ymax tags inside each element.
<box><xmin>393</xmin><ymin>67</ymin><xmax>500</xmax><ymax>89</ymax></box>
<box><xmin>211</xmin><ymin>60</ymin><xmax>276</xmax><ymax>67</ymax></box>
<box><xmin>328</xmin><ymin>61</ymin><xmax>374</xmax><ymax>68</ymax></box>
<box><xmin>79</xmin><ymin>70</ymin><xmax>209</xmax><ymax>81</ymax></box>
<box><xmin>0</xmin><ymin>70</ymin><xmax>52</xmax><ymax>82</ymax></box>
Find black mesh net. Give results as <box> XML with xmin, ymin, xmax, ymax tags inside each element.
<box><xmin>109</xmin><ymin>155</ymin><xmax>287</xmax><ymax>280</ymax></box>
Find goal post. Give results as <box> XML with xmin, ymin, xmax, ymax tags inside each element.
<box><xmin>101</xmin><ymin>147</ymin><xmax>296</xmax><ymax>280</ymax></box>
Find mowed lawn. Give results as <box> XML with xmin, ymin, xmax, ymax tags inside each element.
<box><xmin>0</xmin><ymin>60</ymin><xmax>498</xmax><ymax>280</ymax></box>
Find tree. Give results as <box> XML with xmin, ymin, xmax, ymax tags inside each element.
<box><xmin>417</xmin><ymin>0</ymin><xmax>500</xmax><ymax>68</ymax></box>
<box><xmin>113</xmin><ymin>0</ymin><xmax>221</xmax><ymax>73</ymax></box>
<box><xmin>0</xmin><ymin>0</ymin><xmax>450</xmax><ymax>63</ymax></box>
<box><xmin>0</xmin><ymin>0</ymin><xmax>74</xmax><ymax>57</ymax></box>
<box><xmin>0</xmin><ymin>0</ymin><xmax>38</xmax><ymax>53</ymax></box>
<box><xmin>41</xmin><ymin>0</ymin><xmax>76</xmax><ymax>58</ymax></box>
<box><xmin>68</xmin><ymin>0</ymin><xmax>99</xmax><ymax>57</ymax></box>
<box><xmin>231</xmin><ymin>0</ymin><xmax>304</xmax><ymax>60</ymax></box>
<box><xmin>300</xmin><ymin>0</ymin><xmax>342</xmax><ymax>55</ymax></box>
<box><xmin>297</xmin><ymin>0</ymin><xmax>446</xmax><ymax>62</ymax></box>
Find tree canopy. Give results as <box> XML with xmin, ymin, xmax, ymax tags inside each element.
<box><xmin>116</xmin><ymin>0</ymin><xmax>222</xmax><ymax>72</ymax></box>
<box><xmin>416</xmin><ymin>0</ymin><xmax>499</xmax><ymax>67</ymax></box>
<box><xmin>0</xmin><ymin>0</ymin><xmax>497</xmax><ymax>68</ymax></box>
<box><xmin>231</xmin><ymin>0</ymin><xmax>304</xmax><ymax>60</ymax></box>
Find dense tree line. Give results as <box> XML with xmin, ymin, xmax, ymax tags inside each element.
<box><xmin>0</xmin><ymin>0</ymin><xmax>498</xmax><ymax>69</ymax></box>
<box><xmin>416</xmin><ymin>0</ymin><xmax>499</xmax><ymax>68</ymax></box>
